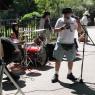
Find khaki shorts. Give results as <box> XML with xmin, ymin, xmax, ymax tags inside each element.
<box><xmin>53</xmin><ymin>43</ymin><xmax>76</xmax><ymax>62</ymax></box>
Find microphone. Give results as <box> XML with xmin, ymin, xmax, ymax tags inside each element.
<box><xmin>65</xmin><ymin>21</ymin><xmax>73</xmax><ymax>32</ymax></box>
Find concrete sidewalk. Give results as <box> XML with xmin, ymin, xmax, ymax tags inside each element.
<box><xmin>3</xmin><ymin>26</ymin><xmax>95</xmax><ymax>95</ymax></box>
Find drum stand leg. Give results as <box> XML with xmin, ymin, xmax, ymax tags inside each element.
<box><xmin>24</xmin><ymin>54</ymin><xmax>34</xmax><ymax>67</ymax></box>
<box><xmin>0</xmin><ymin>61</ymin><xmax>25</xmax><ymax>95</ymax></box>
<box><xmin>21</xmin><ymin>45</ymin><xmax>38</xmax><ymax>68</ymax></box>
<box><xmin>22</xmin><ymin>35</ymin><xmax>37</xmax><ymax>68</ymax></box>
<box><xmin>26</xmin><ymin>54</ymin><xmax>38</xmax><ymax>68</ymax></box>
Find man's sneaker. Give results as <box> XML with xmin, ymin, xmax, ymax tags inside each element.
<box><xmin>52</xmin><ymin>74</ymin><xmax>59</xmax><ymax>83</ymax></box>
<box><xmin>67</xmin><ymin>73</ymin><xmax>77</xmax><ymax>82</ymax></box>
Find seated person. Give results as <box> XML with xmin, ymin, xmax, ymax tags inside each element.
<box><xmin>1</xmin><ymin>37</ymin><xmax>21</xmax><ymax>81</ymax></box>
<box><xmin>10</xmin><ymin>23</ymin><xmax>19</xmax><ymax>42</ymax></box>
<box><xmin>27</xmin><ymin>36</ymin><xmax>43</xmax><ymax>46</ymax></box>
<box><xmin>33</xmin><ymin>37</ymin><xmax>42</xmax><ymax>46</ymax></box>
<box><xmin>10</xmin><ymin>23</ymin><xmax>25</xmax><ymax>60</ymax></box>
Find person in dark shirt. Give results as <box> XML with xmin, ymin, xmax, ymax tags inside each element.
<box><xmin>39</xmin><ymin>12</ymin><xmax>52</xmax><ymax>44</ymax></box>
<box><xmin>1</xmin><ymin>37</ymin><xmax>21</xmax><ymax>81</ymax></box>
<box><xmin>1</xmin><ymin>37</ymin><xmax>20</xmax><ymax>63</ymax></box>
<box><xmin>10</xmin><ymin>23</ymin><xmax>19</xmax><ymax>40</ymax></box>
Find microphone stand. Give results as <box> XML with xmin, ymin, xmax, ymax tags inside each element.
<box><xmin>78</xmin><ymin>21</ymin><xmax>95</xmax><ymax>83</ymax></box>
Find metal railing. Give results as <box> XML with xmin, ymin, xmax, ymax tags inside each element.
<box><xmin>0</xmin><ymin>18</ymin><xmax>57</xmax><ymax>42</ymax></box>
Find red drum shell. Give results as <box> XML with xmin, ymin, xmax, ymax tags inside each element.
<box><xmin>26</xmin><ymin>46</ymin><xmax>41</xmax><ymax>53</ymax></box>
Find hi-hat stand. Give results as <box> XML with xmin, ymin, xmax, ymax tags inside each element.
<box><xmin>21</xmin><ymin>30</ymin><xmax>35</xmax><ymax>67</ymax></box>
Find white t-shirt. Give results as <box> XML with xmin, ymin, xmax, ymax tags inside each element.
<box><xmin>55</xmin><ymin>17</ymin><xmax>77</xmax><ymax>44</ymax></box>
<box><xmin>80</xmin><ymin>15</ymin><xmax>88</xmax><ymax>26</ymax></box>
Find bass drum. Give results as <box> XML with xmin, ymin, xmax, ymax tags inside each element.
<box><xmin>26</xmin><ymin>46</ymin><xmax>48</xmax><ymax>67</ymax></box>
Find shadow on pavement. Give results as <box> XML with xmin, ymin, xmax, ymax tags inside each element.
<box><xmin>37</xmin><ymin>65</ymin><xmax>54</xmax><ymax>71</ymax></box>
<box><xmin>58</xmin><ymin>81</ymin><xmax>95</xmax><ymax>95</ymax></box>
<box><xmin>3</xmin><ymin>80</ymin><xmax>26</xmax><ymax>91</ymax></box>
<box><xmin>26</xmin><ymin>71</ymin><xmax>42</xmax><ymax>77</ymax></box>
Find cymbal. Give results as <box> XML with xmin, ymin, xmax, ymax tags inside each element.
<box><xmin>12</xmin><ymin>39</ymin><xmax>25</xmax><ymax>44</ymax></box>
<box><xmin>15</xmin><ymin>41</ymin><xmax>25</xmax><ymax>45</ymax></box>
<box><xmin>34</xmin><ymin>29</ymin><xmax>46</xmax><ymax>32</ymax></box>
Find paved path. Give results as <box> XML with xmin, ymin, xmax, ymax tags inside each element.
<box><xmin>3</xmin><ymin>26</ymin><xmax>95</xmax><ymax>95</ymax></box>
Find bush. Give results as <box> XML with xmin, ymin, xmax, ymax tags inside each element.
<box><xmin>21</xmin><ymin>11</ymin><xmax>41</xmax><ymax>21</ymax></box>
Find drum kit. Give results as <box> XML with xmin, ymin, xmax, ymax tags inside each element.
<box><xmin>15</xmin><ymin>29</ymin><xmax>48</xmax><ymax>68</ymax></box>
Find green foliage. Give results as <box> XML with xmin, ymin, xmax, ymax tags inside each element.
<box><xmin>0</xmin><ymin>0</ymin><xmax>95</xmax><ymax>19</ymax></box>
<box><xmin>35</xmin><ymin>0</ymin><xmax>95</xmax><ymax>17</ymax></box>
<box><xmin>12</xmin><ymin>0</ymin><xmax>38</xmax><ymax>16</ymax></box>
<box><xmin>21</xmin><ymin>12</ymin><xmax>41</xmax><ymax>21</ymax></box>
<box><xmin>0</xmin><ymin>0</ymin><xmax>38</xmax><ymax>19</ymax></box>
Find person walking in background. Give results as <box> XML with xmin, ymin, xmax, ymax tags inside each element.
<box><xmin>80</xmin><ymin>10</ymin><xmax>90</xmax><ymax>42</ymax></box>
<box><xmin>39</xmin><ymin>12</ymin><xmax>52</xmax><ymax>44</ymax></box>
<box><xmin>81</xmin><ymin>11</ymin><xmax>90</xmax><ymax>26</ymax></box>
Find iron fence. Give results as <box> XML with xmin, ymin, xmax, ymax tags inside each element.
<box><xmin>0</xmin><ymin>18</ymin><xmax>57</xmax><ymax>42</ymax></box>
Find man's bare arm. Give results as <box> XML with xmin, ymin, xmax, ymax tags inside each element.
<box><xmin>54</xmin><ymin>25</ymin><xmax>66</xmax><ymax>32</ymax></box>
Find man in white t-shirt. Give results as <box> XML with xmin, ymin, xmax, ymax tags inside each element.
<box><xmin>52</xmin><ymin>8</ymin><xmax>78</xmax><ymax>83</ymax></box>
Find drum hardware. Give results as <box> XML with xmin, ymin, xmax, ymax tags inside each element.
<box><xmin>21</xmin><ymin>30</ymin><xmax>37</xmax><ymax>67</ymax></box>
<box><xmin>22</xmin><ymin>35</ymin><xmax>48</xmax><ymax>67</ymax></box>
<box><xmin>26</xmin><ymin>45</ymin><xmax>47</xmax><ymax>67</ymax></box>
<box><xmin>20</xmin><ymin>29</ymin><xmax>48</xmax><ymax>67</ymax></box>
<box><xmin>26</xmin><ymin>46</ymin><xmax>40</xmax><ymax>67</ymax></box>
